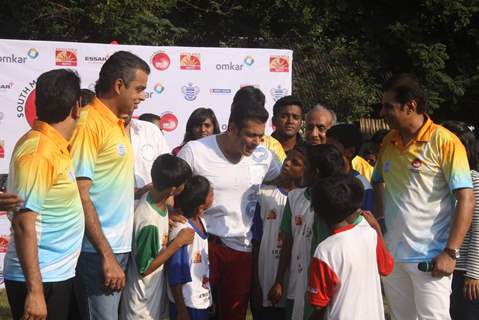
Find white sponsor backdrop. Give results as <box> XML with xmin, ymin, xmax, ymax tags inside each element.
<box><xmin>0</xmin><ymin>39</ymin><xmax>293</xmax><ymax>174</ymax></box>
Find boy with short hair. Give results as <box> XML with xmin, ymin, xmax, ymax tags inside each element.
<box><xmin>308</xmin><ymin>175</ymin><xmax>394</xmax><ymax>320</ymax></box>
<box><xmin>269</xmin><ymin>144</ymin><xmax>345</xmax><ymax>320</ymax></box>
<box><xmin>167</xmin><ymin>175</ymin><xmax>214</xmax><ymax>320</ymax></box>
<box><xmin>120</xmin><ymin>154</ymin><xmax>195</xmax><ymax>319</ymax></box>
<box><xmin>251</xmin><ymin>147</ymin><xmax>309</xmax><ymax>319</ymax></box>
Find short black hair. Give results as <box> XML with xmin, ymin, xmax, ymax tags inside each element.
<box><xmin>307</xmin><ymin>144</ymin><xmax>345</xmax><ymax>179</ymax></box>
<box><xmin>139</xmin><ymin>113</ymin><xmax>161</xmax><ymax>123</ymax></box>
<box><xmin>80</xmin><ymin>89</ymin><xmax>95</xmax><ymax>107</ymax></box>
<box><xmin>95</xmin><ymin>51</ymin><xmax>150</xmax><ymax>96</ymax></box>
<box><xmin>229</xmin><ymin>86</ymin><xmax>268</xmax><ymax>129</ymax></box>
<box><xmin>183</xmin><ymin>108</ymin><xmax>221</xmax><ymax>143</ymax></box>
<box><xmin>272</xmin><ymin>95</ymin><xmax>304</xmax><ymax>118</ymax></box>
<box><xmin>383</xmin><ymin>73</ymin><xmax>427</xmax><ymax>113</ymax></box>
<box><xmin>151</xmin><ymin>154</ymin><xmax>192</xmax><ymax>191</ymax></box>
<box><xmin>174</xmin><ymin>175</ymin><xmax>211</xmax><ymax>218</ymax></box>
<box><xmin>311</xmin><ymin>175</ymin><xmax>364</xmax><ymax>226</ymax></box>
<box><xmin>442</xmin><ymin>121</ymin><xmax>478</xmax><ymax>170</ymax></box>
<box><xmin>36</xmin><ymin>69</ymin><xmax>81</xmax><ymax>124</ymax></box>
<box><xmin>327</xmin><ymin>124</ymin><xmax>363</xmax><ymax>156</ymax></box>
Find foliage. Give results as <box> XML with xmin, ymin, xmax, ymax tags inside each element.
<box><xmin>1</xmin><ymin>0</ymin><xmax>478</xmax><ymax>122</ymax></box>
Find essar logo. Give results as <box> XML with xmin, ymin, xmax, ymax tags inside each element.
<box><xmin>180</xmin><ymin>53</ymin><xmax>201</xmax><ymax>70</ymax></box>
<box><xmin>269</xmin><ymin>56</ymin><xmax>289</xmax><ymax>72</ymax></box>
<box><xmin>159</xmin><ymin>112</ymin><xmax>178</xmax><ymax>132</ymax></box>
<box><xmin>151</xmin><ymin>51</ymin><xmax>170</xmax><ymax>71</ymax></box>
<box><xmin>55</xmin><ymin>49</ymin><xmax>77</xmax><ymax>66</ymax></box>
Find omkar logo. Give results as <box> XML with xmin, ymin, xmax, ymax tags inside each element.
<box><xmin>16</xmin><ymin>80</ymin><xmax>37</xmax><ymax>127</ymax></box>
<box><xmin>55</xmin><ymin>48</ymin><xmax>77</xmax><ymax>66</ymax></box>
<box><xmin>0</xmin><ymin>48</ymin><xmax>39</xmax><ymax>64</ymax></box>
<box><xmin>151</xmin><ymin>51</ymin><xmax>170</xmax><ymax>71</ymax></box>
<box><xmin>180</xmin><ymin>53</ymin><xmax>201</xmax><ymax>70</ymax></box>
<box><xmin>269</xmin><ymin>55</ymin><xmax>289</xmax><ymax>72</ymax></box>
<box><xmin>159</xmin><ymin>112</ymin><xmax>178</xmax><ymax>132</ymax></box>
<box><xmin>153</xmin><ymin>83</ymin><xmax>165</xmax><ymax>94</ymax></box>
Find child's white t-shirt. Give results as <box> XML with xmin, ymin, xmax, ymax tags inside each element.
<box><xmin>253</xmin><ymin>185</ymin><xmax>289</xmax><ymax>307</ymax></box>
<box><xmin>120</xmin><ymin>193</ymin><xmax>170</xmax><ymax>320</ymax></box>
<box><xmin>167</xmin><ymin>218</ymin><xmax>211</xmax><ymax>309</ymax></box>
<box><xmin>307</xmin><ymin>219</ymin><xmax>394</xmax><ymax>320</ymax></box>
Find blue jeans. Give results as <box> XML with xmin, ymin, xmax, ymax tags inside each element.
<box><xmin>75</xmin><ymin>252</ymin><xmax>129</xmax><ymax>320</ymax></box>
<box><xmin>451</xmin><ymin>270</ymin><xmax>479</xmax><ymax>320</ymax></box>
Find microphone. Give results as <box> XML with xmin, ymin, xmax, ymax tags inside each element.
<box><xmin>418</xmin><ymin>261</ymin><xmax>434</xmax><ymax>272</ymax></box>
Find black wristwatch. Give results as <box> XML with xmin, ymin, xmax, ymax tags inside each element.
<box><xmin>444</xmin><ymin>247</ymin><xmax>460</xmax><ymax>260</ymax></box>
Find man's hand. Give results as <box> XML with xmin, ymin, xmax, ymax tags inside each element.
<box><xmin>432</xmin><ymin>252</ymin><xmax>456</xmax><ymax>277</ymax></box>
<box><xmin>23</xmin><ymin>290</ymin><xmax>47</xmax><ymax>320</ymax></box>
<box><xmin>0</xmin><ymin>192</ymin><xmax>23</xmax><ymax>211</ymax></box>
<box><xmin>174</xmin><ymin>228</ymin><xmax>195</xmax><ymax>247</ymax></box>
<box><xmin>267</xmin><ymin>281</ymin><xmax>283</xmax><ymax>305</ymax></box>
<box><xmin>134</xmin><ymin>183</ymin><xmax>153</xmax><ymax>200</ymax></box>
<box><xmin>361</xmin><ymin>211</ymin><xmax>381</xmax><ymax>232</ymax></box>
<box><xmin>464</xmin><ymin>277</ymin><xmax>479</xmax><ymax>301</ymax></box>
<box><xmin>102</xmin><ymin>254</ymin><xmax>125</xmax><ymax>292</ymax></box>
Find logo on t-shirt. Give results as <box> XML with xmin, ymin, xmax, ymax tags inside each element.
<box><xmin>161</xmin><ymin>234</ymin><xmax>168</xmax><ymax>246</ymax></box>
<box><xmin>252</xmin><ymin>146</ymin><xmax>268</xmax><ymax>162</ymax></box>
<box><xmin>141</xmin><ymin>144</ymin><xmax>156</xmax><ymax>161</ymax></box>
<box><xmin>295</xmin><ymin>215</ymin><xmax>303</xmax><ymax>226</ymax></box>
<box><xmin>266</xmin><ymin>210</ymin><xmax>277</xmax><ymax>220</ymax></box>
<box><xmin>411</xmin><ymin>158</ymin><xmax>422</xmax><ymax>169</ymax></box>
<box><xmin>193</xmin><ymin>252</ymin><xmax>202</xmax><ymax>263</ymax></box>
<box><xmin>116</xmin><ymin>144</ymin><xmax>126</xmax><ymax>157</ymax></box>
<box><xmin>384</xmin><ymin>160</ymin><xmax>391</xmax><ymax>173</ymax></box>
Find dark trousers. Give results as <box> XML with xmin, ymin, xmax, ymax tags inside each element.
<box><xmin>450</xmin><ymin>270</ymin><xmax>479</xmax><ymax>320</ymax></box>
<box><xmin>5</xmin><ymin>278</ymin><xmax>74</xmax><ymax>320</ymax></box>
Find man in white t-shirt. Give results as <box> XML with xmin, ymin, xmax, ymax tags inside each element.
<box><xmin>126</xmin><ymin>116</ymin><xmax>170</xmax><ymax>201</ymax></box>
<box><xmin>178</xmin><ymin>86</ymin><xmax>281</xmax><ymax>320</ymax></box>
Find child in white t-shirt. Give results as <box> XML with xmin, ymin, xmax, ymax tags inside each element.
<box><xmin>167</xmin><ymin>175</ymin><xmax>214</xmax><ymax>320</ymax></box>
<box><xmin>251</xmin><ymin>147</ymin><xmax>309</xmax><ymax>319</ymax></box>
<box><xmin>120</xmin><ymin>154</ymin><xmax>195</xmax><ymax>320</ymax></box>
<box><xmin>307</xmin><ymin>175</ymin><xmax>394</xmax><ymax>320</ymax></box>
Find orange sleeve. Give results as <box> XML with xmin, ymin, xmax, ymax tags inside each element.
<box><xmin>376</xmin><ymin>234</ymin><xmax>394</xmax><ymax>276</ymax></box>
<box><xmin>307</xmin><ymin>257</ymin><xmax>339</xmax><ymax>308</ymax></box>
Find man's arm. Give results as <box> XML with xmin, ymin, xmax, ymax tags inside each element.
<box><xmin>12</xmin><ymin>211</ymin><xmax>47</xmax><ymax>320</ymax></box>
<box><xmin>76</xmin><ymin>178</ymin><xmax>125</xmax><ymax>291</ymax></box>
<box><xmin>433</xmin><ymin>188</ymin><xmax>474</xmax><ymax>277</ymax></box>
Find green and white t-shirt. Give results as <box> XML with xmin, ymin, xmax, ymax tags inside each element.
<box><xmin>120</xmin><ymin>193</ymin><xmax>170</xmax><ymax>320</ymax></box>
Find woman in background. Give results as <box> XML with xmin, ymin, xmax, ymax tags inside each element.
<box><xmin>443</xmin><ymin>121</ymin><xmax>479</xmax><ymax>320</ymax></box>
<box><xmin>172</xmin><ymin>107</ymin><xmax>220</xmax><ymax>156</ymax></box>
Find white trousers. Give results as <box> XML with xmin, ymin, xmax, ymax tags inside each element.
<box><xmin>382</xmin><ymin>262</ymin><xmax>452</xmax><ymax>320</ymax></box>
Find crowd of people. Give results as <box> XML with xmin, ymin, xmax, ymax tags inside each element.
<box><xmin>0</xmin><ymin>50</ymin><xmax>477</xmax><ymax>320</ymax></box>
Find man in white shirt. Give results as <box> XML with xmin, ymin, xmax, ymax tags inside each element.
<box><xmin>178</xmin><ymin>86</ymin><xmax>281</xmax><ymax>320</ymax></box>
<box><xmin>125</xmin><ymin>116</ymin><xmax>170</xmax><ymax>201</ymax></box>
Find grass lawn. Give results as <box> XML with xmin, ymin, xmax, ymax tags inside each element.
<box><xmin>0</xmin><ymin>290</ymin><xmax>11</xmax><ymax>319</ymax></box>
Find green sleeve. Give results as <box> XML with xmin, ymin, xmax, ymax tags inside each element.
<box><xmin>135</xmin><ymin>225</ymin><xmax>160</xmax><ymax>274</ymax></box>
<box><xmin>280</xmin><ymin>199</ymin><xmax>293</xmax><ymax>235</ymax></box>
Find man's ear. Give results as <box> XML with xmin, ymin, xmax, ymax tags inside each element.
<box><xmin>71</xmin><ymin>102</ymin><xmax>81</xmax><ymax>120</ymax></box>
<box><xmin>228</xmin><ymin>122</ymin><xmax>239</xmax><ymax>135</ymax></box>
<box><xmin>113</xmin><ymin>78</ymin><xmax>124</xmax><ymax>95</ymax></box>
